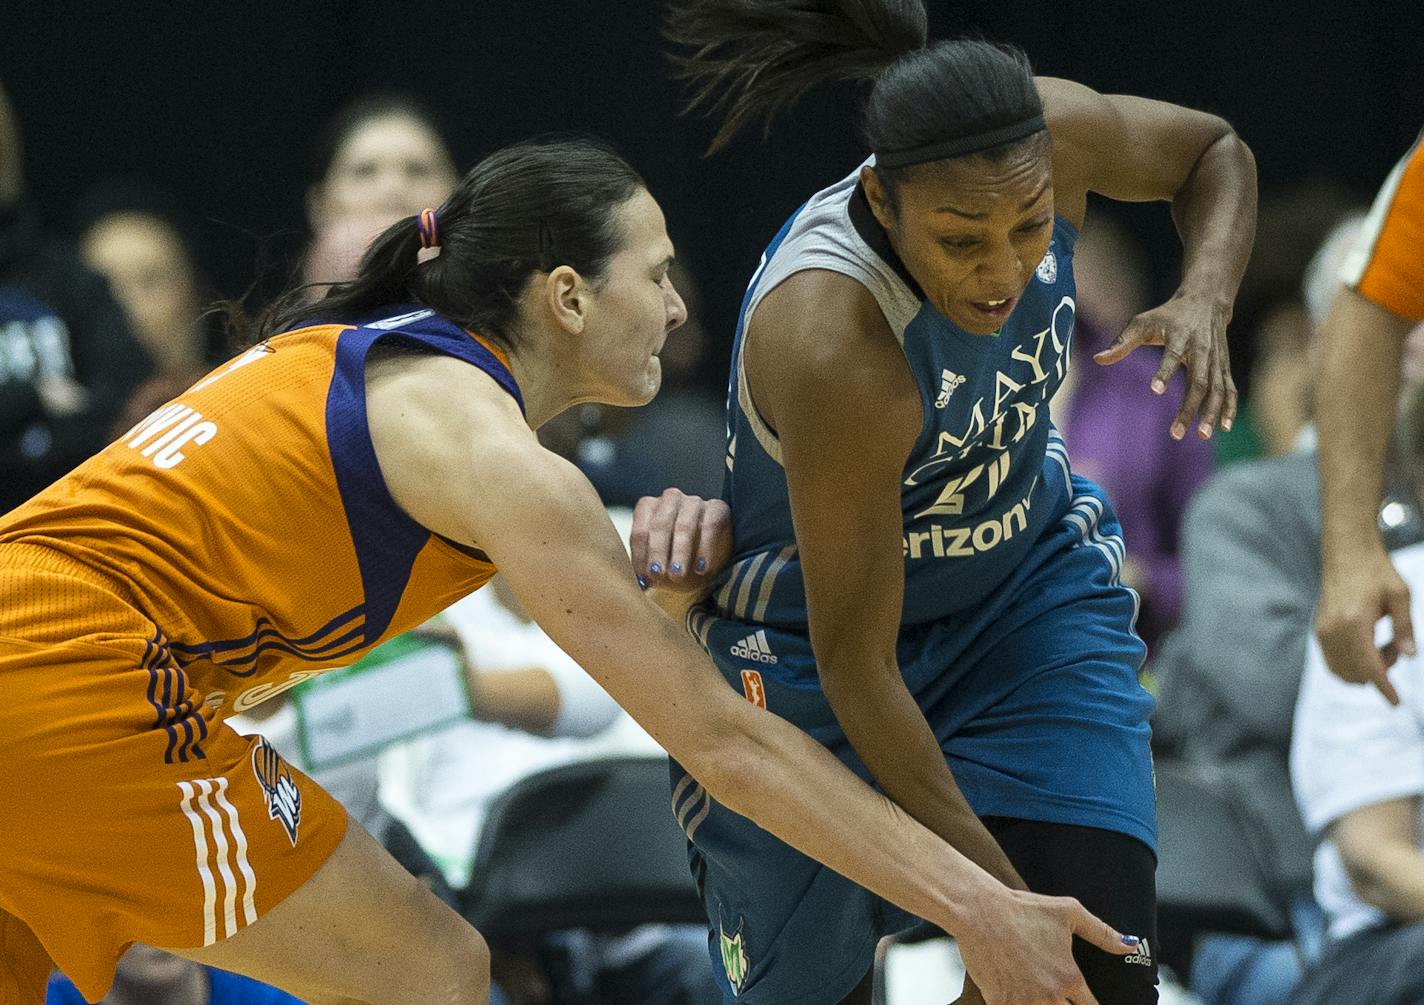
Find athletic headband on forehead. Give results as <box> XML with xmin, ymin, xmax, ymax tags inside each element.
<box><xmin>873</xmin><ymin>114</ymin><xmax>1047</xmax><ymax>171</ymax></box>
<box><xmin>417</xmin><ymin>207</ymin><xmax>440</xmax><ymax>249</ymax></box>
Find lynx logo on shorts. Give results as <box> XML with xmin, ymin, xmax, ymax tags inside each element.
<box><xmin>1124</xmin><ymin>937</ymin><xmax>1154</xmax><ymax>968</ymax></box>
<box><xmin>740</xmin><ymin>669</ymin><xmax>767</xmax><ymax>709</ymax></box>
<box><xmin>251</xmin><ymin>737</ymin><xmax>302</xmax><ymax>845</ymax></box>
<box><xmin>719</xmin><ymin>919</ymin><xmax>750</xmax><ymax>994</ymax></box>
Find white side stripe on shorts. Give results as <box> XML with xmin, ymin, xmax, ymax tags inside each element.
<box><xmin>178</xmin><ymin>778</ymin><xmax>258</xmax><ymax>946</ymax></box>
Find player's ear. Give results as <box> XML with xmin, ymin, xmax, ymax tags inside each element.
<box><xmin>861</xmin><ymin>165</ymin><xmax>898</xmax><ymax>233</ymax></box>
<box><xmin>545</xmin><ymin>266</ymin><xmax>586</xmax><ymax>335</ymax></box>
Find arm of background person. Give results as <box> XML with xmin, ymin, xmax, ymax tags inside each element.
<box><xmin>1316</xmin><ymin>289</ymin><xmax>1418</xmax><ymax>703</ymax></box>
<box><xmin>1316</xmin><ymin>131</ymin><xmax>1424</xmax><ymax>702</ymax></box>
<box><xmin>411</xmin><ymin>617</ymin><xmax>620</xmax><ymax>738</ymax></box>
<box><xmin>746</xmin><ymin>268</ymin><xmax>1025</xmax><ymax>893</ymax></box>
<box><xmin>369</xmin><ymin>353</ymin><xmax>1135</xmax><ymax>1003</ymax></box>
<box><xmin>1333</xmin><ymin>797</ymin><xmax>1424</xmax><ymax>922</ymax></box>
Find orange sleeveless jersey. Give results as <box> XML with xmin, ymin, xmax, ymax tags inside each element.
<box><xmin>0</xmin><ymin>308</ymin><xmax>507</xmax><ymax>711</ymax></box>
<box><xmin>1344</xmin><ymin>127</ymin><xmax>1424</xmax><ymax>322</ymax></box>
<box><xmin>0</xmin><ymin>307</ymin><xmax>514</xmax><ymax>1001</ymax></box>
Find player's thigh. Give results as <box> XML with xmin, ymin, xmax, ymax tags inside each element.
<box><xmin>984</xmin><ymin>816</ymin><xmax>1158</xmax><ymax>1005</ymax></box>
<box><xmin>168</xmin><ymin>817</ymin><xmax>490</xmax><ymax>1005</ymax></box>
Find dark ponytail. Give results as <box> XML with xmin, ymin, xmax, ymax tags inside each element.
<box><xmin>667</xmin><ymin>0</ymin><xmax>1043</xmax><ymax>172</ymax></box>
<box><xmin>253</xmin><ymin>135</ymin><xmax>645</xmax><ymax>347</ymax></box>
<box><xmin>666</xmin><ymin>0</ymin><xmax>927</xmax><ymax>153</ymax></box>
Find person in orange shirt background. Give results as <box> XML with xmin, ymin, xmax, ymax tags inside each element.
<box><xmin>1315</xmin><ymin>128</ymin><xmax>1424</xmax><ymax>701</ymax></box>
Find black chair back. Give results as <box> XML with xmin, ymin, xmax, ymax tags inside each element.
<box><xmin>1155</xmin><ymin>759</ymin><xmax>1294</xmax><ymax>976</ymax></box>
<box><xmin>462</xmin><ymin>755</ymin><xmax>706</xmax><ymax>942</ymax></box>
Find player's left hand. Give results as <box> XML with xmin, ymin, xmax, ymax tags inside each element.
<box><xmin>630</xmin><ymin>488</ymin><xmax>732</xmax><ymax>599</ymax></box>
<box><xmin>1092</xmin><ymin>292</ymin><xmax>1237</xmax><ymax>441</ymax></box>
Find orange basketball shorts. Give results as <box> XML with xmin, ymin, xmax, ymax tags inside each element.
<box><xmin>0</xmin><ymin>558</ymin><xmax>346</xmax><ymax>1003</ymax></box>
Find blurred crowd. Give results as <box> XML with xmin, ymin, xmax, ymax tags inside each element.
<box><xmin>3</xmin><ymin>73</ymin><xmax>1419</xmax><ymax>1005</ymax></box>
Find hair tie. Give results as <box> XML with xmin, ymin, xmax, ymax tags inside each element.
<box><xmin>874</xmin><ymin>114</ymin><xmax>1047</xmax><ymax>171</ymax></box>
<box><xmin>417</xmin><ymin>208</ymin><xmax>440</xmax><ymax>249</ymax></box>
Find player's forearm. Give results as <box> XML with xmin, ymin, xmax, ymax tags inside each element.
<box><xmin>1317</xmin><ymin>289</ymin><xmax>1408</xmax><ymax>565</ymax></box>
<box><xmin>822</xmin><ymin>661</ymin><xmax>1026</xmax><ymax>892</ymax></box>
<box><xmin>1170</xmin><ymin>129</ymin><xmax>1256</xmax><ymax>309</ymax></box>
<box><xmin>697</xmin><ymin>686</ymin><xmax>1014</xmax><ymax>938</ymax></box>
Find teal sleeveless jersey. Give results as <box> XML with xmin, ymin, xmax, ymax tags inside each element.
<box><xmin>714</xmin><ymin>159</ymin><xmax>1079</xmax><ymax>629</ymax></box>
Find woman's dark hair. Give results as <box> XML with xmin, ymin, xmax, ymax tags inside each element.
<box><xmin>309</xmin><ymin>92</ymin><xmax>453</xmax><ymax>188</ymax></box>
<box><xmin>666</xmin><ymin>0</ymin><xmax>1043</xmax><ymax>175</ymax></box>
<box><xmin>252</xmin><ymin>135</ymin><xmax>645</xmax><ymax>347</ymax></box>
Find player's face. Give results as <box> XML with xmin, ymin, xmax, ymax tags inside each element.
<box><xmin>580</xmin><ymin>188</ymin><xmax>688</xmax><ymax>406</ymax></box>
<box><xmin>312</xmin><ymin>114</ymin><xmax>457</xmax><ymax>224</ymax></box>
<box><xmin>871</xmin><ymin>139</ymin><xmax>1055</xmax><ymax>335</ymax></box>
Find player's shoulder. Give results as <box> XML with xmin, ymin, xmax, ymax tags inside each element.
<box><xmin>753</xmin><ymin>269</ymin><xmax>901</xmax><ymax>382</ymax></box>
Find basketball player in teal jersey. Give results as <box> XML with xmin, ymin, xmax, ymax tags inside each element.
<box><xmin>640</xmin><ymin>2</ymin><xmax>1256</xmax><ymax>1002</ymax></box>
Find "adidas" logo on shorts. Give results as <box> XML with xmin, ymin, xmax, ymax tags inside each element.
<box><xmin>730</xmin><ymin>630</ymin><xmax>777</xmax><ymax>664</ymax></box>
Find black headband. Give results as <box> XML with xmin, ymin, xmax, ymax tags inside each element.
<box><xmin>873</xmin><ymin>114</ymin><xmax>1047</xmax><ymax>171</ymax></box>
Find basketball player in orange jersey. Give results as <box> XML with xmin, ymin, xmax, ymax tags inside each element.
<box><xmin>1316</xmin><ymin>126</ymin><xmax>1424</xmax><ymax>702</ymax></box>
<box><xmin>0</xmin><ymin>136</ymin><xmax>1136</xmax><ymax>1005</ymax></box>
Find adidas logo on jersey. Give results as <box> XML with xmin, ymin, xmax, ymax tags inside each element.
<box><xmin>1123</xmin><ymin>937</ymin><xmax>1154</xmax><ymax>968</ymax></box>
<box><xmin>934</xmin><ymin>369</ymin><xmax>967</xmax><ymax>409</ymax></box>
<box><xmin>730</xmin><ymin>630</ymin><xmax>778</xmax><ymax>664</ymax></box>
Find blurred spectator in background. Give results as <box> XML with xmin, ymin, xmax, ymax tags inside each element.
<box><xmin>302</xmin><ymin>93</ymin><xmax>457</xmax><ymax>291</ymax></box>
<box><xmin>74</xmin><ymin>186</ymin><xmax>229</xmax><ymax>434</ymax></box>
<box><xmin>1152</xmin><ymin>213</ymin><xmax>1424</xmax><ymax>1004</ymax></box>
<box><xmin>1055</xmin><ymin>208</ymin><xmax>1214</xmax><ymax>652</ymax></box>
<box><xmin>0</xmin><ymin>80</ymin><xmax>152</xmax><ymax>513</ymax></box>
<box><xmin>1290</xmin><ymin>410</ymin><xmax>1424</xmax><ymax>1003</ymax></box>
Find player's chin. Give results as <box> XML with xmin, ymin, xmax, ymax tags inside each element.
<box><xmin>605</xmin><ymin>364</ymin><xmax>662</xmax><ymax>408</ymax></box>
<box><xmin>632</xmin><ymin>359</ymin><xmax>663</xmax><ymax>404</ymax></box>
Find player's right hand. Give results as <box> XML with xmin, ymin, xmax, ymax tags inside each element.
<box><xmin>630</xmin><ymin>487</ymin><xmax>732</xmax><ymax>595</ymax></box>
<box><xmin>1316</xmin><ymin>545</ymin><xmax>1412</xmax><ymax>706</ymax></box>
<box><xmin>954</xmin><ymin>887</ymin><xmax>1137</xmax><ymax>1005</ymax></box>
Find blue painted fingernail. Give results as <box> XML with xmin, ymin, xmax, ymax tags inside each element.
<box><xmin>670</xmin><ymin>563</ymin><xmax>683</xmax><ymax>574</ymax></box>
<box><xmin>696</xmin><ymin>558</ymin><xmax>707</xmax><ymax>573</ymax></box>
<box><xmin>637</xmin><ymin>575</ymin><xmax>648</xmax><ymax>590</ymax></box>
<box><xmin>1122</xmin><ymin>934</ymin><xmax>1140</xmax><ymax>946</ymax></box>
<box><xmin>650</xmin><ymin>562</ymin><xmax>662</xmax><ymax>575</ymax></box>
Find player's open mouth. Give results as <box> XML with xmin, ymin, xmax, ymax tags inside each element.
<box><xmin>968</xmin><ymin>296</ymin><xmax>1017</xmax><ymax>322</ymax></box>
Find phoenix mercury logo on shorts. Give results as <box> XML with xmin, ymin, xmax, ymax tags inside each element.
<box><xmin>252</xmin><ymin>737</ymin><xmax>302</xmax><ymax>845</ymax></box>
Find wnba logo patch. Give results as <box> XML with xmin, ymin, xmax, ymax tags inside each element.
<box><xmin>741</xmin><ymin>669</ymin><xmax>767</xmax><ymax>709</ymax></box>
<box><xmin>251</xmin><ymin>737</ymin><xmax>302</xmax><ymax>845</ymax></box>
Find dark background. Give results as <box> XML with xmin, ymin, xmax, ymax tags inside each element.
<box><xmin>3</xmin><ymin>1</ymin><xmax>1422</xmax><ymax>380</ymax></box>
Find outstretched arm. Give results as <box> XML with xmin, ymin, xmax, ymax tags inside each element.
<box><xmin>1041</xmin><ymin>76</ymin><xmax>1256</xmax><ymax>440</ymax></box>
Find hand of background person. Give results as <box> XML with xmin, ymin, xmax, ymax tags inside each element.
<box><xmin>36</xmin><ymin>373</ymin><xmax>91</xmax><ymax>417</ymax></box>
<box><xmin>1316</xmin><ymin>543</ymin><xmax>1410</xmax><ymax>705</ymax></box>
<box><xmin>954</xmin><ymin>886</ymin><xmax>1138</xmax><ymax>1005</ymax></box>
<box><xmin>1092</xmin><ymin>291</ymin><xmax>1236</xmax><ymax>442</ymax></box>
<box><xmin>630</xmin><ymin>488</ymin><xmax>732</xmax><ymax>615</ymax></box>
